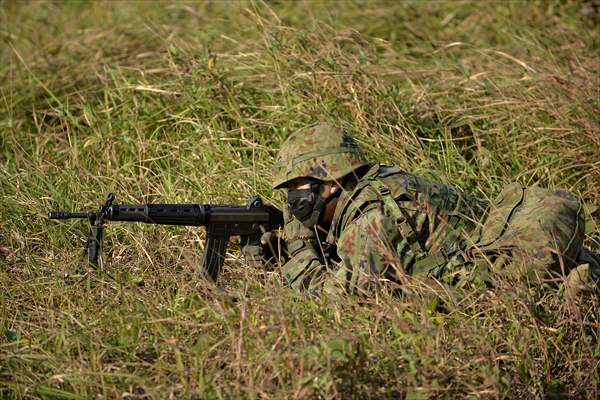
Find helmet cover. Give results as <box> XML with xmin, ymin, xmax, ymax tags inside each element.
<box><xmin>272</xmin><ymin>123</ymin><xmax>368</xmax><ymax>189</ymax></box>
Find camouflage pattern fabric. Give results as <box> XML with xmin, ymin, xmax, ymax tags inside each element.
<box><xmin>567</xmin><ymin>248</ymin><xmax>600</xmax><ymax>296</ymax></box>
<box><xmin>280</xmin><ymin>164</ymin><xmax>595</xmax><ymax>296</ymax></box>
<box><xmin>464</xmin><ymin>183</ymin><xmax>585</xmax><ymax>286</ymax></box>
<box><xmin>272</xmin><ymin>123</ymin><xmax>368</xmax><ymax>189</ymax></box>
<box><xmin>282</xmin><ymin>164</ymin><xmax>489</xmax><ymax>295</ymax></box>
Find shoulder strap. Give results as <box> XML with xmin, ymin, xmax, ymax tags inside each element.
<box><xmin>366</xmin><ymin>175</ymin><xmax>471</xmax><ymax>278</ymax></box>
<box><xmin>329</xmin><ymin>165</ymin><xmax>383</xmax><ymax>240</ymax></box>
<box><xmin>332</xmin><ymin>167</ymin><xmax>480</xmax><ymax>278</ymax></box>
<box><xmin>365</xmin><ymin>177</ymin><xmax>429</xmax><ymax>253</ymax></box>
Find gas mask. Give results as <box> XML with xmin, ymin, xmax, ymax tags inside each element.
<box><xmin>287</xmin><ymin>182</ymin><xmax>341</xmax><ymax>228</ymax></box>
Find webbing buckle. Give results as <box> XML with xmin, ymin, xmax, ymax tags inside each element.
<box><xmin>378</xmin><ymin>186</ymin><xmax>391</xmax><ymax>196</ymax></box>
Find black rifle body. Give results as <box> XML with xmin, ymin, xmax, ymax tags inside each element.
<box><xmin>49</xmin><ymin>196</ymin><xmax>283</xmax><ymax>281</ymax></box>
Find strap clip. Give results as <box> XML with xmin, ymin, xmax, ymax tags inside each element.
<box><xmin>377</xmin><ymin>186</ymin><xmax>391</xmax><ymax>196</ymax></box>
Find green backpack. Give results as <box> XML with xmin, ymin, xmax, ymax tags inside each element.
<box><xmin>467</xmin><ymin>183</ymin><xmax>585</xmax><ymax>284</ymax></box>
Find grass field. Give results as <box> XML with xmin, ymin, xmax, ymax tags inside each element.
<box><xmin>1</xmin><ymin>0</ymin><xmax>599</xmax><ymax>398</ymax></box>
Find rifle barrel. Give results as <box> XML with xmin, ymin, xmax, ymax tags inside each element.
<box><xmin>48</xmin><ymin>211</ymin><xmax>95</xmax><ymax>219</ymax></box>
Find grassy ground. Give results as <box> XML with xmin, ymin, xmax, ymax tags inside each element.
<box><xmin>1</xmin><ymin>0</ymin><xmax>599</xmax><ymax>398</ymax></box>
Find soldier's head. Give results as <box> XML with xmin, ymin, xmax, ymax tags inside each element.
<box><xmin>272</xmin><ymin>123</ymin><xmax>369</xmax><ymax>227</ymax></box>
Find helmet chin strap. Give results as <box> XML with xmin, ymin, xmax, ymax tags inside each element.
<box><xmin>299</xmin><ymin>186</ymin><xmax>342</xmax><ymax>228</ymax></box>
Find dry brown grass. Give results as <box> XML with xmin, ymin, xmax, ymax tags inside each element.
<box><xmin>1</xmin><ymin>1</ymin><xmax>599</xmax><ymax>398</ymax></box>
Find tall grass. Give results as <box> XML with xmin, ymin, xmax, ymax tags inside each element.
<box><xmin>1</xmin><ymin>1</ymin><xmax>599</xmax><ymax>398</ymax></box>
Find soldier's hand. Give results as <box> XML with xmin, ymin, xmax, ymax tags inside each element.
<box><xmin>242</xmin><ymin>231</ymin><xmax>286</xmax><ymax>269</ymax></box>
<box><xmin>283</xmin><ymin>208</ymin><xmax>317</xmax><ymax>257</ymax></box>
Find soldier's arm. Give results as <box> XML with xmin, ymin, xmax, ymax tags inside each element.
<box><xmin>332</xmin><ymin>207</ymin><xmax>477</xmax><ymax>309</ymax></box>
<box><xmin>281</xmin><ymin>240</ymin><xmax>327</xmax><ymax>291</ymax></box>
<box><xmin>281</xmin><ymin>206</ymin><xmax>428</xmax><ymax>296</ymax></box>
<box><xmin>279</xmin><ymin>213</ymin><xmax>330</xmax><ymax>292</ymax></box>
<box><xmin>323</xmin><ymin>206</ymin><xmax>407</xmax><ymax>296</ymax></box>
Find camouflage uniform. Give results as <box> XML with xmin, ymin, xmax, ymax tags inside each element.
<box><xmin>271</xmin><ymin>123</ymin><xmax>599</xmax><ymax>296</ymax></box>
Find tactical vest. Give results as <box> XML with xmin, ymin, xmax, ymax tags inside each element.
<box><xmin>327</xmin><ymin>164</ymin><xmax>489</xmax><ymax>278</ymax></box>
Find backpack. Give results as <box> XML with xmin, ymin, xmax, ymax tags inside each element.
<box><xmin>466</xmin><ymin>183</ymin><xmax>585</xmax><ymax>283</ymax></box>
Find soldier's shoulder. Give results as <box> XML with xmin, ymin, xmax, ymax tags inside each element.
<box><xmin>337</xmin><ymin>205</ymin><xmax>396</xmax><ymax>253</ymax></box>
<box><xmin>331</xmin><ymin>165</ymin><xmax>409</xmax><ymax>233</ymax></box>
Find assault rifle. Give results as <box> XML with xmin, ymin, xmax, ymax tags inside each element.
<box><xmin>48</xmin><ymin>193</ymin><xmax>284</xmax><ymax>281</ymax></box>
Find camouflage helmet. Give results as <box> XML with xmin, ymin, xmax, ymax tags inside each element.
<box><xmin>272</xmin><ymin>123</ymin><xmax>368</xmax><ymax>189</ymax></box>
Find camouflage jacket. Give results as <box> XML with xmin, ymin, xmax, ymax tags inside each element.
<box><xmin>281</xmin><ymin>164</ymin><xmax>490</xmax><ymax>296</ymax></box>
